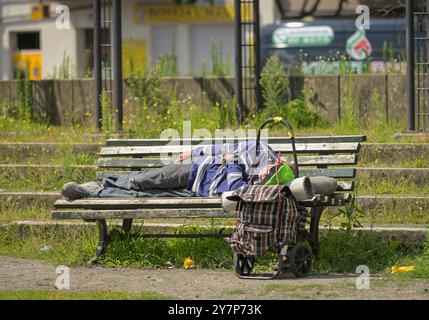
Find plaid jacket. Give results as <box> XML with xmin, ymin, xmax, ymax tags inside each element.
<box><xmin>229</xmin><ymin>184</ymin><xmax>301</xmax><ymax>257</ymax></box>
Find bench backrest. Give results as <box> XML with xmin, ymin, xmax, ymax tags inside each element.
<box><xmin>96</xmin><ymin>135</ymin><xmax>366</xmax><ymax>194</ymax></box>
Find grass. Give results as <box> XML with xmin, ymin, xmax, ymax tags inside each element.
<box><xmin>0</xmin><ymin>207</ymin><xmax>52</xmax><ymax>223</ymax></box>
<box><xmin>262</xmin><ymin>283</ymin><xmax>343</xmax><ymax>298</ymax></box>
<box><xmin>0</xmin><ymin>223</ymin><xmax>427</xmax><ymax>278</ymax></box>
<box><xmin>2</xmin><ymin>121</ymin><xmax>429</xmax><ymax>144</ymax></box>
<box><xmin>0</xmin><ymin>290</ymin><xmax>172</xmax><ymax>300</ymax></box>
<box><xmin>391</xmin><ymin>233</ymin><xmax>429</xmax><ymax>279</ymax></box>
<box><xmin>0</xmin><ymin>224</ymin><xmax>233</xmax><ymax>269</ymax></box>
<box><xmin>224</xmin><ymin>288</ymin><xmax>247</xmax><ymax>295</ymax></box>
<box><xmin>359</xmin><ymin>159</ymin><xmax>429</xmax><ymax>168</ymax></box>
<box><xmin>356</xmin><ymin>176</ymin><xmax>429</xmax><ymax>196</ymax></box>
<box><xmin>0</xmin><ymin>225</ymin><xmax>97</xmax><ymax>267</ymax></box>
<box><xmin>316</xmin><ymin>231</ymin><xmax>402</xmax><ymax>274</ymax></box>
<box><xmin>321</xmin><ymin>210</ymin><xmax>429</xmax><ymax>227</ymax></box>
<box><xmin>0</xmin><ymin>118</ymin><xmax>100</xmax><ymax>143</ymax></box>
<box><xmin>0</xmin><ymin>166</ymin><xmax>96</xmax><ymax>192</ymax></box>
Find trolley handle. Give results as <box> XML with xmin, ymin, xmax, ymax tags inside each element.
<box><xmin>254</xmin><ymin>117</ymin><xmax>299</xmax><ymax>178</ymax></box>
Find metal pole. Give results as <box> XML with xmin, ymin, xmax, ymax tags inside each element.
<box><xmin>253</xmin><ymin>0</ymin><xmax>262</xmax><ymax>111</ymax></box>
<box><xmin>406</xmin><ymin>0</ymin><xmax>415</xmax><ymax>131</ymax></box>
<box><xmin>94</xmin><ymin>0</ymin><xmax>102</xmax><ymax>131</ymax></box>
<box><xmin>234</xmin><ymin>0</ymin><xmax>244</xmax><ymax>123</ymax></box>
<box><xmin>113</xmin><ymin>0</ymin><xmax>123</xmax><ymax>132</ymax></box>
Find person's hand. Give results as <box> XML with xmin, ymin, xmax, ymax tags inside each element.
<box><xmin>177</xmin><ymin>150</ymin><xmax>192</xmax><ymax>163</ymax></box>
<box><xmin>222</xmin><ymin>153</ymin><xmax>234</xmax><ymax>164</ymax></box>
<box><xmin>258</xmin><ymin>163</ymin><xmax>276</xmax><ymax>182</ymax></box>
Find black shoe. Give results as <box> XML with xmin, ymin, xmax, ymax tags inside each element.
<box><xmin>61</xmin><ymin>182</ymin><xmax>99</xmax><ymax>200</ymax></box>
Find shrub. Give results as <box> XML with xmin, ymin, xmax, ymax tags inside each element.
<box><xmin>260</xmin><ymin>56</ymin><xmax>289</xmax><ymax>111</ymax></box>
<box><xmin>257</xmin><ymin>56</ymin><xmax>322</xmax><ymax>128</ymax></box>
<box><xmin>250</xmin><ymin>97</ymin><xmax>321</xmax><ymax>129</ymax></box>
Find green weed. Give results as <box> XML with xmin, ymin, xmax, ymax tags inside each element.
<box><xmin>394</xmin><ymin>233</ymin><xmax>429</xmax><ymax>279</ymax></box>
<box><xmin>315</xmin><ymin>230</ymin><xmax>400</xmax><ymax>274</ymax></box>
<box><xmin>198</xmin><ymin>38</ymin><xmax>232</xmax><ymax>77</ymax></box>
<box><xmin>100</xmin><ymin>91</ymin><xmax>114</xmax><ymax>134</ymax></box>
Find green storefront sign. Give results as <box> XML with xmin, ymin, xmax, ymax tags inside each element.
<box><xmin>272</xmin><ymin>26</ymin><xmax>335</xmax><ymax>47</ymax></box>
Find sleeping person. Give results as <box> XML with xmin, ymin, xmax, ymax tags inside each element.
<box><xmin>61</xmin><ymin>140</ymin><xmax>285</xmax><ymax>200</ymax></box>
<box><xmin>61</xmin><ymin>139</ymin><xmax>339</xmax><ymax>200</ymax></box>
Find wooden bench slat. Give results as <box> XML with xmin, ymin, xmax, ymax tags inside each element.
<box><xmin>106</xmin><ymin>135</ymin><xmax>367</xmax><ymax>147</ymax></box>
<box><xmin>52</xmin><ymin>208</ymin><xmax>230</xmax><ymax>219</ymax></box>
<box><xmin>97</xmin><ymin>154</ymin><xmax>357</xmax><ymax>168</ymax></box>
<box><xmin>96</xmin><ymin>168</ymin><xmax>356</xmax><ymax>181</ymax></box>
<box><xmin>108</xmin><ymin>137</ymin><xmax>366</xmax><ymax>145</ymax></box>
<box><xmin>300</xmin><ymin>168</ymin><xmax>356</xmax><ymax>178</ymax></box>
<box><xmin>100</xmin><ymin>143</ymin><xmax>360</xmax><ymax>156</ymax></box>
<box><xmin>54</xmin><ymin>197</ymin><xmax>223</xmax><ymax>210</ymax></box>
<box><xmin>96</xmin><ymin>155</ymin><xmax>357</xmax><ymax>168</ymax></box>
<box><xmin>54</xmin><ymin>192</ymin><xmax>353</xmax><ymax>215</ymax></box>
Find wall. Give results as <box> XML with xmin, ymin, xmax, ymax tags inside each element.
<box><xmin>0</xmin><ymin>75</ymin><xmax>408</xmax><ymax>126</ymax></box>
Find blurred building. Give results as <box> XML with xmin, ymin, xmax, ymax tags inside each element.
<box><xmin>0</xmin><ymin>0</ymin><xmax>405</xmax><ymax>80</ymax></box>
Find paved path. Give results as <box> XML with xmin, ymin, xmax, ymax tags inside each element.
<box><xmin>0</xmin><ymin>256</ymin><xmax>428</xmax><ymax>300</ymax></box>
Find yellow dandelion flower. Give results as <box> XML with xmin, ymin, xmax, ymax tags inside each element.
<box><xmin>183</xmin><ymin>258</ymin><xmax>194</xmax><ymax>269</ymax></box>
<box><xmin>391</xmin><ymin>266</ymin><xmax>416</xmax><ymax>273</ymax></box>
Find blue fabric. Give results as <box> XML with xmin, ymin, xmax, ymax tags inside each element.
<box><xmin>186</xmin><ymin>160</ymin><xmax>248</xmax><ymax>197</ymax></box>
<box><xmin>186</xmin><ymin>141</ymin><xmax>279</xmax><ymax>197</ymax></box>
<box><xmin>190</xmin><ymin>140</ymin><xmax>278</xmax><ymax>175</ymax></box>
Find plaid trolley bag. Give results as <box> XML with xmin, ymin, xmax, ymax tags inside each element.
<box><xmin>228</xmin><ymin>184</ymin><xmax>312</xmax><ymax>279</ymax></box>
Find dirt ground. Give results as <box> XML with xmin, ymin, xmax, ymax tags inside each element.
<box><xmin>0</xmin><ymin>255</ymin><xmax>428</xmax><ymax>300</ymax></box>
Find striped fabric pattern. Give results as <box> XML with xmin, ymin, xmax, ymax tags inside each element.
<box><xmin>187</xmin><ymin>155</ymin><xmax>248</xmax><ymax>197</ymax></box>
<box><xmin>190</xmin><ymin>140</ymin><xmax>278</xmax><ymax>176</ymax></box>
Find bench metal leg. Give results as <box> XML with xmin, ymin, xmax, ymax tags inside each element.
<box><xmin>122</xmin><ymin>218</ymin><xmax>133</xmax><ymax>234</ymax></box>
<box><xmin>89</xmin><ymin>219</ymin><xmax>109</xmax><ymax>265</ymax></box>
<box><xmin>309</xmin><ymin>206</ymin><xmax>324</xmax><ymax>259</ymax></box>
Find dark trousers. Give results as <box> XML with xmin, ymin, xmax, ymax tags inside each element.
<box><xmin>90</xmin><ymin>164</ymin><xmax>194</xmax><ymax>198</ymax></box>
<box><xmin>131</xmin><ymin>163</ymin><xmax>193</xmax><ymax>190</ymax></box>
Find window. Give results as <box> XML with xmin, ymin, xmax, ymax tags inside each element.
<box><xmin>16</xmin><ymin>32</ymin><xmax>40</xmax><ymax>50</ymax></box>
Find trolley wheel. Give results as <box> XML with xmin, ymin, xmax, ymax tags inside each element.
<box><xmin>234</xmin><ymin>253</ymin><xmax>254</xmax><ymax>276</ymax></box>
<box><xmin>288</xmin><ymin>242</ymin><xmax>313</xmax><ymax>278</ymax></box>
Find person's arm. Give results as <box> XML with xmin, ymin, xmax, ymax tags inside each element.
<box><xmin>192</xmin><ymin>143</ymin><xmax>234</xmax><ymax>157</ymax></box>
<box><xmin>178</xmin><ymin>143</ymin><xmax>236</xmax><ymax>162</ymax></box>
<box><xmin>177</xmin><ymin>146</ymin><xmax>216</xmax><ymax>163</ymax></box>
<box><xmin>226</xmin><ymin>164</ymin><xmax>248</xmax><ymax>191</ymax></box>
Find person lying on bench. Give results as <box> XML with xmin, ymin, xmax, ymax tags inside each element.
<box><xmin>61</xmin><ymin>140</ymin><xmax>282</xmax><ymax>200</ymax></box>
<box><xmin>61</xmin><ymin>139</ymin><xmax>338</xmax><ymax>200</ymax></box>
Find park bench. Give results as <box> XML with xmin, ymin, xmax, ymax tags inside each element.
<box><xmin>52</xmin><ymin>134</ymin><xmax>366</xmax><ymax>266</ymax></box>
